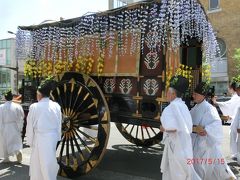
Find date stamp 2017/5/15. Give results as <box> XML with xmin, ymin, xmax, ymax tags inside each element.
<box><xmin>187</xmin><ymin>158</ymin><xmax>225</xmax><ymax>165</ymax></box>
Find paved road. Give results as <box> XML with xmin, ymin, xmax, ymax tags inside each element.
<box><xmin>0</xmin><ymin>124</ymin><xmax>239</xmax><ymax>180</ymax></box>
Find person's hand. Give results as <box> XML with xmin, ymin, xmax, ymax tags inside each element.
<box><xmin>160</xmin><ymin>125</ymin><xmax>165</xmax><ymax>132</ymax></box>
<box><xmin>166</xmin><ymin>129</ymin><xmax>177</xmax><ymax>133</ymax></box>
<box><xmin>198</xmin><ymin>129</ymin><xmax>207</xmax><ymax>136</ymax></box>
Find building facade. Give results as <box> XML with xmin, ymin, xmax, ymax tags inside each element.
<box><xmin>0</xmin><ymin>38</ymin><xmax>24</xmax><ymax>96</ymax></box>
<box><xmin>109</xmin><ymin>0</ymin><xmax>142</xmax><ymax>9</ymax></box>
<box><xmin>199</xmin><ymin>0</ymin><xmax>240</xmax><ymax>94</ymax></box>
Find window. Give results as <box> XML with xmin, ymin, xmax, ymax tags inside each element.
<box><xmin>6</xmin><ymin>39</ymin><xmax>11</xmax><ymax>48</ymax></box>
<box><xmin>113</xmin><ymin>0</ymin><xmax>127</xmax><ymax>8</ymax></box>
<box><xmin>216</xmin><ymin>38</ymin><xmax>226</xmax><ymax>58</ymax></box>
<box><xmin>209</xmin><ymin>0</ymin><xmax>220</xmax><ymax>10</ymax></box>
<box><xmin>0</xmin><ymin>71</ymin><xmax>10</xmax><ymax>88</ymax></box>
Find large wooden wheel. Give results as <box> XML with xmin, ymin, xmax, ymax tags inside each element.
<box><xmin>50</xmin><ymin>72</ymin><xmax>110</xmax><ymax>178</ymax></box>
<box><xmin>110</xmin><ymin>97</ymin><xmax>162</xmax><ymax>147</ymax></box>
<box><xmin>115</xmin><ymin>122</ymin><xmax>162</xmax><ymax>147</ymax></box>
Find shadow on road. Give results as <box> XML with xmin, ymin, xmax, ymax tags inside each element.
<box><xmin>227</xmin><ymin>161</ymin><xmax>240</xmax><ymax>177</ymax></box>
<box><xmin>94</xmin><ymin>144</ymin><xmax>163</xmax><ymax>180</ymax></box>
<box><xmin>0</xmin><ymin>162</ymin><xmax>29</xmax><ymax>180</ymax></box>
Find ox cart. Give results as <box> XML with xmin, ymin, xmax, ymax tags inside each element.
<box><xmin>17</xmin><ymin>0</ymin><xmax>218</xmax><ymax>178</ymax></box>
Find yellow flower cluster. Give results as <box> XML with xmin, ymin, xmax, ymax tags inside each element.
<box><xmin>38</xmin><ymin>60</ymin><xmax>54</xmax><ymax>77</ymax></box>
<box><xmin>175</xmin><ymin>64</ymin><xmax>193</xmax><ymax>86</ymax></box>
<box><xmin>165</xmin><ymin>64</ymin><xmax>193</xmax><ymax>90</ymax></box>
<box><xmin>24</xmin><ymin>55</ymin><xmax>99</xmax><ymax>79</ymax></box>
<box><xmin>86</xmin><ymin>57</ymin><xmax>94</xmax><ymax>74</ymax></box>
<box><xmin>202</xmin><ymin>63</ymin><xmax>211</xmax><ymax>85</ymax></box>
<box><xmin>165</xmin><ymin>67</ymin><xmax>173</xmax><ymax>89</ymax></box>
<box><xmin>97</xmin><ymin>54</ymin><xmax>104</xmax><ymax>75</ymax></box>
<box><xmin>24</xmin><ymin>59</ymin><xmax>38</xmax><ymax>78</ymax></box>
<box><xmin>75</xmin><ymin>56</ymin><xmax>94</xmax><ymax>74</ymax></box>
<box><xmin>54</xmin><ymin>60</ymin><xmax>72</xmax><ymax>75</ymax></box>
<box><xmin>75</xmin><ymin>56</ymin><xmax>84</xmax><ymax>72</ymax></box>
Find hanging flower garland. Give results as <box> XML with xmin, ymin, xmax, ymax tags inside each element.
<box><xmin>86</xmin><ymin>57</ymin><xmax>94</xmax><ymax>74</ymax></box>
<box><xmin>97</xmin><ymin>54</ymin><xmax>104</xmax><ymax>75</ymax></box>
<box><xmin>37</xmin><ymin>60</ymin><xmax>53</xmax><ymax>77</ymax></box>
<box><xmin>54</xmin><ymin>60</ymin><xmax>72</xmax><ymax>75</ymax></box>
<box><xmin>24</xmin><ymin>59</ymin><xmax>38</xmax><ymax>79</ymax></box>
<box><xmin>75</xmin><ymin>56</ymin><xmax>84</xmax><ymax>72</ymax></box>
<box><xmin>74</xmin><ymin>56</ymin><xmax>94</xmax><ymax>75</ymax></box>
<box><xmin>17</xmin><ymin>0</ymin><xmax>219</xmax><ymax>70</ymax></box>
<box><xmin>165</xmin><ymin>67</ymin><xmax>173</xmax><ymax>89</ymax></box>
<box><xmin>202</xmin><ymin>63</ymin><xmax>211</xmax><ymax>85</ymax></box>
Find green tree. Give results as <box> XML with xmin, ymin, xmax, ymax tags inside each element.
<box><xmin>233</xmin><ymin>48</ymin><xmax>240</xmax><ymax>76</ymax></box>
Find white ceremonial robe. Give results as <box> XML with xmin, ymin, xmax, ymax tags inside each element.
<box><xmin>217</xmin><ymin>93</ymin><xmax>240</xmax><ymax>121</ymax></box>
<box><xmin>191</xmin><ymin>100</ymin><xmax>236</xmax><ymax>180</ymax></box>
<box><xmin>26</xmin><ymin>98</ymin><xmax>62</xmax><ymax>180</ymax></box>
<box><xmin>160</xmin><ymin>98</ymin><xmax>201</xmax><ymax>180</ymax></box>
<box><xmin>234</xmin><ymin>107</ymin><xmax>240</xmax><ymax>164</ymax></box>
<box><xmin>0</xmin><ymin>101</ymin><xmax>24</xmax><ymax>159</ymax></box>
<box><xmin>217</xmin><ymin>93</ymin><xmax>240</xmax><ymax>157</ymax></box>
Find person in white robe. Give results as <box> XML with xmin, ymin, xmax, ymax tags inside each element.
<box><xmin>233</xmin><ymin>83</ymin><xmax>240</xmax><ymax>164</ymax></box>
<box><xmin>0</xmin><ymin>90</ymin><xmax>24</xmax><ymax>163</ymax></box>
<box><xmin>191</xmin><ymin>82</ymin><xmax>236</xmax><ymax>180</ymax></box>
<box><xmin>212</xmin><ymin>81</ymin><xmax>240</xmax><ymax>159</ymax></box>
<box><xmin>26</xmin><ymin>79</ymin><xmax>62</xmax><ymax>180</ymax></box>
<box><xmin>160</xmin><ymin>75</ymin><xmax>201</xmax><ymax>180</ymax></box>
<box><xmin>234</xmin><ymin>107</ymin><xmax>240</xmax><ymax>165</ymax></box>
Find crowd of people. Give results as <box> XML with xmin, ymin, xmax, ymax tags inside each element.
<box><xmin>0</xmin><ymin>75</ymin><xmax>240</xmax><ymax>180</ymax></box>
<box><xmin>0</xmin><ymin>79</ymin><xmax>62</xmax><ymax>180</ymax></box>
<box><xmin>160</xmin><ymin>75</ymin><xmax>240</xmax><ymax>180</ymax></box>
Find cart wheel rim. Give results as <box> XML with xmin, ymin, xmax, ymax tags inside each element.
<box><xmin>50</xmin><ymin>72</ymin><xmax>110</xmax><ymax>177</ymax></box>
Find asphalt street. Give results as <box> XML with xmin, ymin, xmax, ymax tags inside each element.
<box><xmin>0</xmin><ymin>124</ymin><xmax>239</xmax><ymax>180</ymax></box>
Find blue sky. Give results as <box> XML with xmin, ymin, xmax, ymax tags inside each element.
<box><xmin>0</xmin><ymin>0</ymin><xmax>108</xmax><ymax>39</ymax></box>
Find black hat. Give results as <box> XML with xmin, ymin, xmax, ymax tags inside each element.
<box><xmin>194</xmin><ymin>82</ymin><xmax>209</xmax><ymax>96</ymax></box>
<box><xmin>169</xmin><ymin>75</ymin><xmax>189</xmax><ymax>93</ymax></box>
<box><xmin>38</xmin><ymin>78</ymin><xmax>57</xmax><ymax>97</ymax></box>
<box><xmin>4</xmin><ymin>89</ymin><xmax>13</xmax><ymax>101</ymax></box>
<box><xmin>230</xmin><ymin>81</ymin><xmax>237</xmax><ymax>91</ymax></box>
<box><xmin>231</xmin><ymin>77</ymin><xmax>240</xmax><ymax>90</ymax></box>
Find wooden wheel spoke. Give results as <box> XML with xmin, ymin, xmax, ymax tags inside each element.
<box><xmin>124</xmin><ymin>124</ymin><xmax>130</xmax><ymax>131</ymax></box>
<box><xmin>72</xmin><ymin>134</ymin><xmax>85</xmax><ymax>162</ymax></box>
<box><xmin>129</xmin><ymin>125</ymin><xmax>135</xmax><ymax>135</ymax></box>
<box><xmin>77</xmin><ymin>102</ymin><xmax>95</xmax><ymax>116</ymax></box>
<box><xmin>74</xmin><ymin>93</ymin><xmax>91</xmax><ymax>115</ymax></box>
<box><xmin>66</xmin><ymin>83</ymin><xmax>74</xmax><ymax>116</ymax></box>
<box><xmin>70</xmin><ymin>137</ymin><xmax>76</xmax><ymax>158</ymax></box>
<box><xmin>75</xmin><ymin>128</ymin><xmax>97</xmax><ymax>143</ymax></box>
<box><xmin>74</xmin><ymin>129</ymin><xmax>92</xmax><ymax>153</ymax></box>
<box><xmin>69</xmin><ymin>86</ymin><xmax>83</xmax><ymax>117</ymax></box>
<box><xmin>135</xmin><ymin>125</ymin><xmax>139</xmax><ymax>139</ymax></box>
<box><xmin>66</xmin><ymin>138</ymin><xmax>70</xmax><ymax>166</ymax></box>
<box><xmin>70</xmin><ymin>93</ymin><xmax>90</xmax><ymax>119</ymax></box>
<box><xmin>144</xmin><ymin>126</ymin><xmax>151</xmax><ymax>139</ymax></box>
<box><xmin>141</xmin><ymin>126</ymin><xmax>144</xmax><ymax>140</ymax></box>
<box><xmin>63</xmin><ymin>84</ymin><xmax>68</xmax><ymax>115</ymax></box>
<box><xmin>55</xmin><ymin>88</ymin><xmax>66</xmax><ymax>114</ymax></box>
<box><xmin>81</xmin><ymin>125</ymin><xmax>98</xmax><ymax>131</ymax></box>
<box><xmin>150</xmin><ymin>127</ymin><xmax>157</xmax><ymax>135</ymax></box>
<box><xmin>59</xmin><ymin>136</ymin><xmax>66</xmax><ymax>162</ymax></box>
